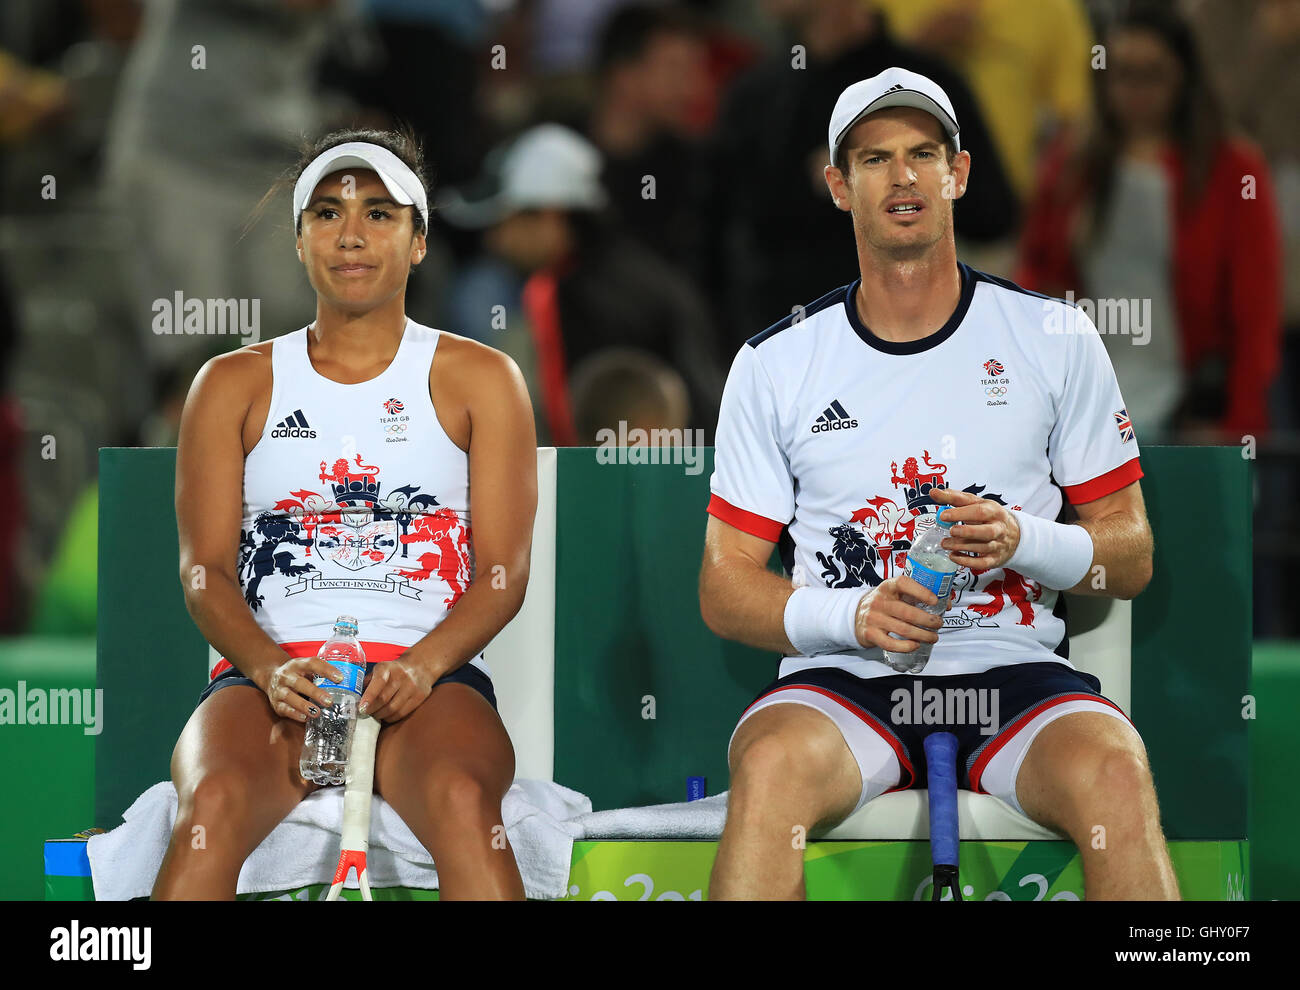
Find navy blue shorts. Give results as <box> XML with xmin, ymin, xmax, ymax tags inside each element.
<box><xmin>197</xmin><ymin>660</ymin><xmax>497</xmax><ymax>711</ymax></box>
<box><xmin>732</xmin><ymin>661</ymin><xmax>1136</xmax><ymax>815</ymax></box>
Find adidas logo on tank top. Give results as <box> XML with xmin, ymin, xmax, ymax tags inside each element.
<box><xmin>270</xmin><ymin>409</ymin><xmax>317</xmax><ymax>439</ymax></box>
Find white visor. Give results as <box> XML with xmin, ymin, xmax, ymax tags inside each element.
<box><xmin>292</xmin><ymin>141</ymin><xmax>429</xmax><ymax>234</ymax></box>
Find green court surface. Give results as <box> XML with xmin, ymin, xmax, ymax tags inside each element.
<box><xmin>1248</xmin><ymin>640</ymin><xmax>1300</xmax><ymax>901</ymax></box>
<box><xmin>0</xmin><ymin>635</ymin><xmax>95</xmax><ymax>901</ymax></box>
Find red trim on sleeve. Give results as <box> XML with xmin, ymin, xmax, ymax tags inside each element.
<box><xmin>1061</xmin><ymin>456</ymin><xmax>1143</xmax><ymax>505</ymax></box>
<box><xmin>707</xmin><ymin>493</ymin><xmax>787</xmax><ymax>542</ymax></box>
<box><xmin>210</xmin><ymin>640</ymin><xmax>411</xmax><ymax>680</ymax></box>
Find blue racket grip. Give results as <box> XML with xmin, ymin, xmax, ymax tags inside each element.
<box><xmin>925</xmin><ymin>732</ymin><xmax>960</xmax><ymax>868</ymax></box>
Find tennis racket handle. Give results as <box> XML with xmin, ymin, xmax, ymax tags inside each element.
<box><xmin>924</xmin><ymin>731</ymin><xmax>960</xmax><ymax>868</ymax></box>
<box><xmin>340</xmin><ymin>715</ymin><xmax>380</xmax><ymax>850</ymax></box>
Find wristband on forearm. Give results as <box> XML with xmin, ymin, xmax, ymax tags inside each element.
<box><xmin>1005</xmin><ymin>509</ymin><xmax>1095</xmax><ymax>590</ymax></box>
<box><xmin>783</xmin><ymin>585</ymin><xmax>864</xmax><ymax>656</ymax></box>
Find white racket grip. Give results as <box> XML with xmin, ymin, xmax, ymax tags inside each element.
<box><xmin>340</xmin><ymin>715</ymin><xmax>380</xmax><ymax>851</ymax></box>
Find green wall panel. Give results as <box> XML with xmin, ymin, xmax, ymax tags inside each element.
<box><xmin>1131</xmin><ymin>447</ymin><xmax>1251</xmax><ymax>838</ymax></box>
<box><xmin>553</xmin><ymin>448</ymin><xmax>770</xmax><ymax>810</ymax></box>
<box><xmin>96</xmin><ymin>449</ymin><xmax>206</xmax><ymax>826</ymax></box>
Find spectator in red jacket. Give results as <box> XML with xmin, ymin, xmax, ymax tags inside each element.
<box><xmin>1015</xmin><ymin>2</ymin><xmax>1282</xmax><ymax>443</ymax></box>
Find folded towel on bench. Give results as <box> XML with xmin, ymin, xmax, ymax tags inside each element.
<box><xmin>87</xmin><ymin>778</ymin><xmax>591</xmax><ymax>900</ymax></box>
<box><xmin>564</xmin><ymin>792</ymin><xmax>729</xmax><ymax>839</ymax></box>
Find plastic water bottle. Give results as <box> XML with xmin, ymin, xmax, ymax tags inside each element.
<box><xmin>299</xmin><ymin>615</ymin><xmax>367</xmax><ymax>785</ymax></box>
<box><xmin>882</xmin><ymin>509</ymin><xmax>959</xmax><ymax>674</ymax></box>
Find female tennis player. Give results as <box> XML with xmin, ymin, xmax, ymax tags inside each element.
<box><xmin>152</xmin><ymin>127</ymin><xmax>537</xmax><ymax>900</ymax></box>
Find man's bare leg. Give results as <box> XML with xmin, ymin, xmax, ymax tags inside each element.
<box><xmin>710</xmin><ymin>704</ymin><xmax>862</xmax><ymax>900</ymax></box>
<box><xmin>1016</xmin><ymin>711</ymin><xmax>1180</xmax><ymax>900</ymax></box>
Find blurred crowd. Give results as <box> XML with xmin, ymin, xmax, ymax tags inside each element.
<box><xmin>0</xmin><ymin>0</ymin><xmax>1295</xmax><ymax>636</ymax></box>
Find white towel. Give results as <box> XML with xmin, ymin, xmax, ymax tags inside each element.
<box><xmin>564</xmin><ymin>792</ymin><xmax>729</xmax><ymax>839</ymax></box>
<box><xmin>88</xmin><ymin>778</ymin><xmax>591</xmax><ymax>900</ymax></box>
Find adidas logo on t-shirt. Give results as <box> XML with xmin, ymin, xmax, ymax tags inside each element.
<box><xmin>271</xmin><ymin>409</ymin><xmax>317</xmax><ymax>439</ymax></box>
<box><xmin>811</xmin><ymin>400</ymin><xmax>858</xmax><ymax>433</ymax></box>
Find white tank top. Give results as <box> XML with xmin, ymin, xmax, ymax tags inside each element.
<box><xmin>214</xmin><ymin>318</ymin><xmax>487</xmax><ymax>680</ymax></box>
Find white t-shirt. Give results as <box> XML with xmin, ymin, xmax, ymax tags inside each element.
<box><xmin>708</xmin><ymin>263</ymin><xmax>1143</xmax><ymax>680</ymax></box>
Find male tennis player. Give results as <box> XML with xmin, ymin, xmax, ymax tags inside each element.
<box><xmin>700</xmin><ymin>67</ymin><xmax>1179</xmax><ymax>900</ymax></box>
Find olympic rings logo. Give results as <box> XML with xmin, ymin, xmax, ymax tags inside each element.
<box><xmin>985</xmin><ymin>387</ymin><xmax>1008</xmax><ymax>397</ymax></box>
<box><xmin>385</xmin><ymin>423</ymin><xmax>407</xmax><ymax>434</ymax></box>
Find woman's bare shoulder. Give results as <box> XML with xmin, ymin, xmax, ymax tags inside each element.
<box><xmin>191</xmin><ymin>340</ymin><xmax>274</xmax><ymax>397</ymax></box>
<box><xmin>179</xmin><ymin>341</ymin><xmax>278</xmax><ymax>456</ymax></box>
<box><xmin>432</xmin><ymin>330</ymin><xmax>525</xmax><ymax>388</ymax></box>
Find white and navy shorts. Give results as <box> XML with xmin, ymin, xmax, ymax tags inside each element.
<box><xmin>729</xmin><ymin>661</ymin><xmax>1140</xmax><ymax>817</ymax></box>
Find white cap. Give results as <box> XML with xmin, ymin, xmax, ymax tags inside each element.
<box><xmin>437</xmin><ymin>124</ymin><xmax>607</xmax><ymax>228</ymax></box>
<box><xmin>828</xmin><ymin>67</ymin><xmax>961</xmax><ymax>167</ymax></box>
<box><xmin>292</xmin><ymin>141</ymin><xmax>429</xmax><ymax>233</ymax></box>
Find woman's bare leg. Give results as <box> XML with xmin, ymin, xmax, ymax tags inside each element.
<box><xmin>374</xmin><ymin>683</ymin><xmax>524</xmax><ymax>900</ymax></box>
<box><xmin>153</xmin><ymin>685</ymin><xmax>316</xmax><ymax>900</ymax></box>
